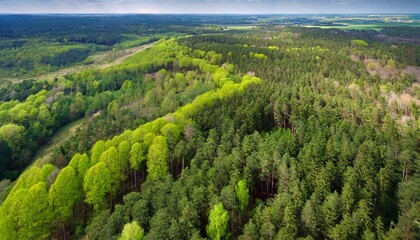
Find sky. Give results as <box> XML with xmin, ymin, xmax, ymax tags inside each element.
<box><xmin>0</xmin><ymin>0</ymin><xmax>419</xmax><ymax>14</ymax></box>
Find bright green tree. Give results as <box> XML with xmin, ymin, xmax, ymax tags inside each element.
<box><xmin>100</xmin><ymin>146</ymin><xmax>123</xmax><ymax>193</ymax></box>
<box><xmin>90</xmin><ymin>140</ymin><xmax>106</xmax><ymax>166</ymax></box>
<box><xmin>147</xmin><ymin>136</ymin><xmax>169</xmax><ymax>180</ymax></box>
<box><xmin>119</xmin><ymin>221</ymin><xmax>144</xmax><ymax>240</ymax></box>
<box><xmin>19</xmin><ymin>182</ymin><xmax>53</xmax><ymax>240</ymax></box>
<box><xmin>235</xmin><ymin>179</ymin><xmax>249</xmax><ymax>211</ymax></box>
<box><xmin>49</xmin><ymin>166</ymin><xmax>81</xmax><ymax>239</ymax></box>
<box><xmin>49</xmin><ymin>166</ymin><xmax>81</xmax><ymax>220</ymax></box>
<box><xmin>77</xmin><ymin>153</ymin><xmax>90</xmax><ymax>179</ymax></box>
<box><xmin>206</xmin><ymin>203</ymin><xmax>230</xmax><ymax>240</ymax></box>
<box><xmin>84</xmin><ymin>162</ymin><xmax>112</xmax><ymax>210</ymax></box>
<box><xmin>129</xmin><ymin>142</ymin><xmax>145</xmax><ymax>189</ymax></box>
<box><xmin>130</xmin><ymin>142</ymin><xmax>145</xmax><ymax>170</ymax></box>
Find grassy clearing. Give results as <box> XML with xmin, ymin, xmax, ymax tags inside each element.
<box><xmin>33</xmin><ymin>118</ymin><xmax>85</xmax><ymax>167</ymax></box>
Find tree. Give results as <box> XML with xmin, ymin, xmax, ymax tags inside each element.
<box><xmin>207</xmin><ymin>203</ymin><xmax>230</xmax><ymax>240</ymax></box>
<box><xmin>351</xmin><ymin>39</ymin><xmax>368</xmax><ymax>47</ymax></box>
<box><xmin>68</xmin><ymin>153</ymin><xmax>82</xmax><ymax>171</ymax></box>
<box><xmin>160</xmin><ymin>122</ymin><xmax>181</xmax><ymax>149</ymax></box>
<box><xmin>49</xmin><ymin>167</ymin><xmax>80</xmax><ymax>210</ymax></box>
<box><xmin>90</xmin><ymin>140</ymin><xmax>106</xmax><ymax>166</ymax></box>
<box><xmin>281</xmin><ymin>204</ymin><xmax>298</xmax><ymax>239</ymax></box>
<box><xmin>129</xmin><ymin>142</ymin><xmax>145</xmax><ymax>170</ymax></box>
<box><xmin>99</xmin><ymin>204</ymin><xmax>130</xmax><ymax>239</ymax></box>
<box><xmin>100</xmin><ymin>146</ymin><xmax>123</xmax><ymax>194</ymax></box>
<box><xmin>146</xmin><ymin>208</ymin><xmax>172</xmax><ymax>239</ymax></box>
<box><xmin>0</xmin><ymin>139</ymin><xmax>12</xmax><ymax>179</ymax></box>
<box><xmin>77</xmin><ymin>154</ymin><xmax>90</xmax><ymax>180</ymax></box>
<box><xmin>117</xmin><ymin>140</ymin><xmax>130</xmax><ymax>181</ymax></box>
<box><xmin>342</xmin><ymin>168</ymin><xmax>359</xmax><ymax>214</ymax></box>
<box><xmin>147</xmin><ymin>136</ymin><xmax>169</xmax><ymax>180</ymax></box>
<box><xmin>397</xmin><ymin>160</ymin><xmax>420</xmax><ymax>239</ymax></box>
<box><xmin>49</xmin><ymin>166</ymin><xmax>81</xmax><ymax>239</ymax></box>
<box><xmin>19</xmin><ymin>182</ymin><xmax>53</xmax><ymax>240</ymax></box>
<box><xmin>322</xmin><ymin>191</ymin><xmax>342</xmax><ymax>229</ymax></box>
<box><xmin>236</xmin><ymin>179</ymin><xmax>249</xmax><ymax>212</ymax></box>
<box><xmin>84</xmin><ymin>162</ymin><xmax>112</xmax><ymax>210</ymax></box>
<box><xmin>0</xmin><ymin>189</ymin><xmax>28</xmax><ymax>240</ymax></box>
<box><xmin>129</xmin><ymin>142</ymin><xmax>145</xmax><ymax>189</ymax></box>
<box><xmin>119</xmin><ymin>221</ymin><xmax>144</xmax><ymax>240</ymax></box>
<box><xmin>84</xmin><ymin>210</ymin><xmax>110</xmax><ymax>240</ymax></box>
<box><xmin>0</xmin><ymin>123</ymin><xmax>25</xmax><ymax>146</ymax></box>
<box><xmin>301</xmin><ymin>198</ymin><xmax>320</xmax><ymax>237</ymax></box>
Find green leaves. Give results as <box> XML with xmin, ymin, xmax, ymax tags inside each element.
<box><xmin>119</xmin><ymin>221</ymin><xmax>144</xmax><ymax>240</ymax></box>
<box><xmin>207</xmin><ymin>203</ymin><xmax>230</xmax><ymax>240</ymax></box>
<box><xmin>147</xmin><ymin>136</ymin><xmax>169</xmax><ymax>181</ymax></box>
<box><xmin>19</xmin><ymin>183</ymin><xmax>53</xmax><ymax>240</ymax></box>
<box><xmin>84</xmin><ymin>162</ymin><xmax>112</xmax><ymax>210</ymax></box>
<box><xmin>129</xmin><ymin>142</ymin><xmax>145</xmax><ymax>170</ymax></box>
<box><xmin>49</xmin><ymin>166</ymin><xmax>81</xmax><ymax>221</ymax></box>
<box><xmin>351</xmin><ymin>39</ymin><xmax>368</xmax><ymax>47</ymax></box>
<box><xmin>236</xmin><ymin>179</ymin><xmax>249</xmax><ymax>212</ymax></box>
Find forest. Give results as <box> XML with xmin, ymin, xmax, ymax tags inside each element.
<box><xmin>0</xmin><ymin>14</ymin><xmax>419</xmax><ymax>240</ymax></box>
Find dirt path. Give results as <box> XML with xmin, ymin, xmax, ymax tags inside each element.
<box><xmin>98</xmin><ymin>43</ymin><xmax>153</xmax><ymax>69</ymax></box>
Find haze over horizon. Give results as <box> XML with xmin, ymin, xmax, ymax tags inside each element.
<box><xmin>1</xmin><ymin>0</ymin><xmax>419</xmax><ymax>14</ymax></box>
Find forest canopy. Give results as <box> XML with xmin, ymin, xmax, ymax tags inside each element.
<box><xmin>0</xmin><ymin>14</ymin><xmax>419</xmax><ymax>240</ymax></box>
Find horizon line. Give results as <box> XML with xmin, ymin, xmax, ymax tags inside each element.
<box><xmin>1</xmin><ymin>12</ymin><xmax>420</xmax><ymax>15</ymax></box>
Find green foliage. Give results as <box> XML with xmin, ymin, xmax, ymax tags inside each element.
<box><xmin>129</xmin><ymin>142</ymin><xmax>145</xmax><ymax>170</ymax></box>
<box><xmin>99</xmin><ymin>145</ymin><xmax>127</xmax><ymax>193</ymax></box>
<box><xmin>0</xmin><ymin>40</ymin><xmax>91</xmax><ymax>78</ymax></box>
<box><xmin>147</xmin><ymin>136</ymin><xmax>169</xmax><ymax>180</ymax></box>
<box><xmin>236</xmin><ymin>179</ymin><xmax>249</xmax><ymax>211</ymax></box>
<box><xmin>1</xmin><ymin>26</ymin><xmax>419</xmax><ymax>240</ymax></box>
<box><xmin>212</xmin><ymin>67</ymin><xmax>230</xmax><ymax>86</ymax></box>
<box><xmin>0</xmin><ymin>123</ymin><xmax>25</xmax><ymax>145</ymax></box>
<box><xmin>351</xmin><ymin>39</ymin><xmax>368</xmax><ymax>47</ymax></box>
<box><xmin>84</xmin><ymin>162</ymin><xmax>112</xmax><ymax>210</ymax></box>
<box><xmin>19</xmin><ymin>182</ymin><xmax>53</xmax><ymax>240</ymax></box>
<box><xmin>119</xmin><ymin>221</ymin><xmax>144</xmax><ymax>240</ymax></box>
<box><xmin>91</xmin><ymin>140</ymin><xmax>107</xmax><ymax>166</ymax></box>
<box><xmin>49</xmin><ymin>166</ymin><xmax>81</xmax><ymax>221</ymax></box>
<box><xmin>255</xmin><ymin>53</ymin><xmax>268</xmax><ymax>59</ymax></box>
<box><xmin>160</xmin><ymin>123</ymin><xmax>181</xmax><ymax>148</ymax></box>
<box><xmin>207</xmin><ymin>203</ymin><xmax>230</xmax><ymax>240</ymax></box>
<box><xmin>249</xmin><ymin>52</ymin><xmax>268</xmax><ymax>59</ymax></box>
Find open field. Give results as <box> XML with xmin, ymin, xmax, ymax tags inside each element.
<box><xmin>224</xmin><ymin>25</ymin><xmax>257</xmax><ymax>30</ymax></box>
<box><xmin>304</xmin><ymin>24</ymin><xmax>384</xmax><ymax>31</ymax></box>
<box><xmin>304</xmin><ymin>22</ymin><xmax>420</xmax><ymax>31</ymax></box>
